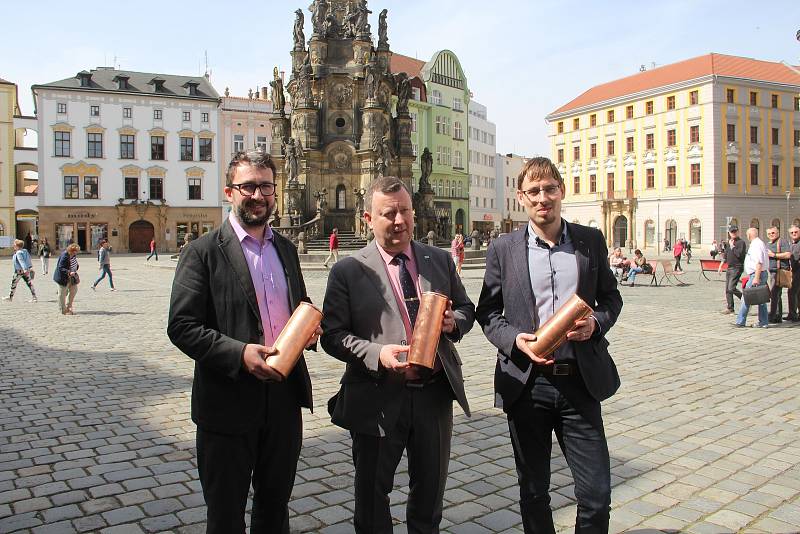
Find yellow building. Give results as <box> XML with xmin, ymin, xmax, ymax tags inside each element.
<box><xmin>546</xmin><ymin>53</ymin><xmax>800</xmax><ymax>251</ymax></box>
<box><xmin>0</xmin><ymin>77</ymin><xmax>19</xmax><ymax>246</ymax></box>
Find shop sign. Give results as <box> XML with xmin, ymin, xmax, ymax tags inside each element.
<box><xmin>483</xmin><ymin>214</ymin><xmax>493</xmax><ymax>221</ymax></box>
<box><xmin>66</xmin><ymin>212</ymin><xmax>97</xmax><ymax>219</ymax></box>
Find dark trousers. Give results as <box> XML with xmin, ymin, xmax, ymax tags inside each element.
<box><xmin>196</xmin><ymin>383</ymin><xmax>302</xmax><ymax>534</ymax></box>
<box><xmin>147</xmin><ymin>249</ymin><xmax>158</xmax><ymax>261</ymax></box>
<box><xmin>787</xmin><ymin>270</ymin><xmax>800</xmax><ymax>319</ymax></box>
<box><xmin>93</xmin><ymin>264</ymin><xmax>114</xmax><ymax>289</ymax></box>
<box><xmin>673</xmin><ymin>256</ymin><xmax>682</xmax><ymax>271</ymax></box>
<box><xmin>725</xmin><ymin>265</ymin><xmax>743</xmax><ymax>311</ymax></box>
<box><xmin>351</xmin><ymin>379</ymin><xmax>453</xmax><ymax>534</ymax></box>
<box><xmin>508</xmin><ymin>374</ymin><xmax>610</xmax><ymax>534</ymax></box>
<box><xmin>769</xmin><ymin>272</ymin><xmax>783</xmax><ymax>321</ymax></box>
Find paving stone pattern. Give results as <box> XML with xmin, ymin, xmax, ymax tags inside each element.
<box><xmin>1</xmin><ymin>255</ymin><xmax>798</xmax><ymax>533</ymax></box>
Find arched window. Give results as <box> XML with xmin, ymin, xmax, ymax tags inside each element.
<box><xmin>751</xmin><ymin>218</ymin><xmax>760</xmax><ymax>231</ymax></box>
<box><xmin>644</xmin><ymin>220</ymin><xmax>655</xmax><ymax>248</ymax></box>
<box><xmin>770</xmin><ymin>218</ymin><xmax>781</xmax><ymax>232</ymax></box>
<box><xmin>793</xmin><ymin>218</ymin><xmax>800</xmax><ymax>228</ymax></box>
<box><xmin>335</xmin><ymin>184</ymin><xmax>346</xmax><ymax>210</ymax></box>
<box><xmin>689</xmin><ymin>218</ymin><xmax>701</xmax><ymax>245</ymax></box>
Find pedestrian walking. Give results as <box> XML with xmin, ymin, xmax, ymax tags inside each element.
<box><xmin>91</xmin><ymin>240</ymin><xmax>115</xmax><ymax>291</ymax></box>
<box><xmin>735</xmin><ymin>227</ymin><xmax>770</xmax><ymax>328</ymax></box>
<box><xmin>663</xmin><ymin>236</ymin><xmax>670</xmax><ymax>251</ymax></box>
<box><xmin>673</xmin><ymin>238</ymin><xmax>684</xmax><ymax>272</ymax></box>
<box><xmin>24</xmin><ymin>231</ymin><xmax>32</xmax><ymax>253</ymax></box>
<box><xmin>785</xmin><ymin>225</ymin><xmax>800</xmax><ymax>322</ymax></box>
<box><xmin>766</xmin><ymin>226</ymin><xmax>790</xmax><ymax>323</ymax></box>
<box><xmin>451</xmin><ymin>232</ymin><xmax>465</xmax><ymax>275</ymax></box>
<box><xmin>323</xmin><ymin>227</ymin><xmax>339</xmax><ymax>268</ymax></box>
<box><xmin>723</xmin><ymin>226</ymin><xmax>746</xmax><ymax>314</ymax></box>
<box><xmin>38</xmin><ymin>237</ymin><xmax>51</xmax><ymax>274</ymax></box>
<box><xmin>146</xmin><ymin>238</ymin><xmax>158</xmax><ymax>261</ymax></box>
<box><xmin>54</xmin><ymin>243</ymin><xmax>80</xmax><ymax>315</ymax></box>
<box><xmin>2</xmin><ymin>239</ymin><xmax>37</xmax><ymax>303</ymax></box>
<box><xmin>684</xmin><ymin>240</ymin><xmax>692</xmax><ymax>264</ymax></box>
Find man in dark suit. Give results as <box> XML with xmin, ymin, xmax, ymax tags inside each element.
<box><xmin>168</xmin><ymin>150</ymin><xmax>315</xmax><ymax>534</ymax></box>
<box><xmin>321</xmin><ymin>175</ymin><xmax>474</xmax><ymax>533</ymax></box>
<box><xmin>476</xmin><ymin>157</ymin><xmax>622</xmax><ymax>534</ymax></box>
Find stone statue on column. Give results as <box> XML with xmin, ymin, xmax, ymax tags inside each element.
<box><xmin>293</xmin><ymin>9</ymin><xmax>305</xmax><ymax>50</ymax></box>
<box><xmin>283</xmin><ymin>138</ymin><xmax>304</xmax><ymax>184</ymax></box>
<box><xmin>377</xmin><ymin>9</ymin><xmax>389</xmax><ymax>49</ymax></box>
<box><xmin>309</xmin><ymin>0</ymin><xmax>328</xmax><ymax>36</ymax></box>
<box><xmin>270</xmin><ymin>67</ymin><xmax>286</xmax><ymax>117</ymax></box>
<box><xmin>354</xmin><ymin>0</ymin><xmax>372</xmax><ymax>38</ymax></box>
<box><xmin>394</xmin><ymin>72</ymin><xmax>410</xmax><ymax>114</ymax></box>
<box><xmin>372</xmin><ymin>134</ymin><xmax>393</xmax><ymax>177</ymax></box>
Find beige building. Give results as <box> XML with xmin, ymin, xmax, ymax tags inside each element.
<box><xmin>546</xmin><ymin>53</ymin><xmax>800</xmax><ymax>251</ymax></box>
<box><xmin>496</xmin><ymin>152</ymin><xmax>530</xmax><ymax>232</ymax></box>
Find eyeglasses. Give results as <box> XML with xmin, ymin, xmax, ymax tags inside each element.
<box><xmin>230</xmin><ymin>182</ymin><xmax>276</xmax><ymax>197</ymax></box>
<box><xmin>519</xmin><ymin>185</ymin><xmax>561</xmax><ymax>201</ymax></box>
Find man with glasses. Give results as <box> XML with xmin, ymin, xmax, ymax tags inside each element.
<box><xmin>477</xmin><ymin>157</ymin><xmax>622</xmax><ymax>533</ymax></box>
<box><xmin>168</xmin><ymin>150</ymin><xmax>317</xmax><ymax>533</ymax></box>
<box><xmin>785</xmin><ymin>225</ymin><xmax>800</xmax><ymax>322</ymax></box>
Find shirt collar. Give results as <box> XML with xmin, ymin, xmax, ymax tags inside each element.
<box><xmin>228</xmin><ymin>211</ymin><xmax>273</xmax><ymax>244</ymax></box>
<box><xmin>528</xmin><ymin>219</ymin><xmax>569</xmax><ymax>249</ymax></box>
<box><xmin>376</xmin><ymin>240</ymin><xmax>415</xmax><ymax>266</ymax></box>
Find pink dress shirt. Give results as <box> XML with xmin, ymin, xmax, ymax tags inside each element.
<box><xmin>376</xmin><ymin>242</ymin><xmax>421</xmax><ymax>342</ymax></box>
<box><xmin>229</xmin><ymin>213</ymin><xmax>291</xmax><ymax>346</ymax></box>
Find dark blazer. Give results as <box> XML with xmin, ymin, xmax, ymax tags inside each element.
<box><xmin>167</xmin><ymin>219</ymin><xmax>313</xmax><ymax>434</ymax></box>
<box><xmin>53</xmin><ymin>250</ymin><xmax>74</xmax><ymax>286</ymax></box>
<box><xmin>321</xmin><ymin>240</ymin><xmax>475</xmax><ymax>436</ymax></box>
<box><xmin>476</xmin><ymin>222</ymin><xmax>622</xmax><ymax>412</ymax></box>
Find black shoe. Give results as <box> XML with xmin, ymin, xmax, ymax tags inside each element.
<box><xmin>783</xmin><ymin>315</ymin><xmax>797</xmax><ymax>321</ymax></box>
<box><xmin>733</xmin><ymin>323</ymin><xmax>746</xmax><ymax>328</ymax></box>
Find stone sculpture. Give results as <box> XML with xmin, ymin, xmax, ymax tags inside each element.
<box><xmin>293</xmin><ymin>9</ymin><xmax>305</xmax><ymax>50</ymax></box>
<box><xmin>270</xmin><ymin>67</ymin><xmax>286</xmax><ymax>117</ymax></box>
<box><xmin>395</xmin><ymin>72</ymin><xmax>410</xmax><ymax>114</ymax></box>
<box><xmin>284</xmin><ymin>137</ymin><xmax>304</xmax><ymax>183</ymax></box>
<box><xmin>377</xmin><ymin>9</ymin><xmax>388</xmax><ymax>49</ymax></box>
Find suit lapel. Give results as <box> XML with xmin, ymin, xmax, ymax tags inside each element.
<box><xmin>218</xmin><ymin>220</ymin><xmax>261</xmax><ymax>321</ymax></box>
<box><xmin>359</xmin><ymin>242</ymin><xmax>404</xmax><ymax>318</ymax></box>
<box><xmin>412</xmin><ymin>241</ymin><xmax>433</xmax><ymax>293</ymax></box>
<box><xmin>512</xmin><ymin>228</ymin><xmax>537</xmax><ymax>328</ymax></box>
<box><xmin>569</xmin><ymin>223</ymin><xmax>592</xmax><ymax>298</ymax></box>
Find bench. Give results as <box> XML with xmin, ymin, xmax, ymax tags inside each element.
<box><xmin>698</xmin><ymin>258</ymin><xmax>728</xmax><ymax>281</ymax></box>
<box><xmin>656</xmin><ymin>260</ymin><xmax>687</xmax><ymax>286</ymax></box>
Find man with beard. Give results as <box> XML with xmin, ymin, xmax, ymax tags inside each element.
<box><xmin>168</xmin><ymin>150</ymin><xmax>316</xmax><ymax>533</ymax></box>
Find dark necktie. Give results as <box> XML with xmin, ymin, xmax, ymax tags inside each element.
<box><xmin>394</xmin><ymin>253</ymin><xmax>419</xmax><ymax>328</ymax></box>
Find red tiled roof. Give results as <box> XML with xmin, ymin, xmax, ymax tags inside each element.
<box><xmin>551</xmin><ymin>53</ymin><xmax>800</xmax><ymax>115</ymax></box>
<box><xmin>390</xmin><ymin>53</ymin><xmax>426</xmax><ymax>79</ymax></box>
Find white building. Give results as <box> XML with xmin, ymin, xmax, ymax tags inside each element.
<box><xmin>496</xmin><ymin>152</ymin><xmax>530</xmax><ymax>232</ymax></box>
<box><xmin>467</xmin><ymin>100</ymin><xmax>499</xmax><ymax>233</ymax></box>
<box><xmin>33</xmin><ymin>68</ymin><xmax>221</xmax><ymax>253</ymax></box>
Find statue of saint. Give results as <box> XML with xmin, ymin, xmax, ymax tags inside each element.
<box><xmin>419</xmin><ymin>147</ymin><xmax>433</xmax><ymax>192</ymax></box>
<box><xmin>323</xmin><ymin>12</ymin><xmax>339</xmax><ymax>37</ymax></box>
<box><xmin>365</xmin><ymin>61</ymin><xmax>381</xmax><ymax>102</ymax></box>
<box><xmin>395</xmin><ymin>72</ymin><xmax>410</xmax><ymax>114</ymax></box>
<box><xmin>270</xmin><ymin>67</ymin><xmax>286</xmax><ymax>116</ymax></box>
<box><xmin>372</xmin><ymin>134</ymin><xmax>393</xmax><ymax>177</ymax></box>
<box><xmin>354</xmin><ymin>0</ymin><xmax>372</xmax><ymax>37</ymax></box>
<box><xmin>293</xmin><ymin>9</ymin><xmax>305</xmax><ymax>50</ymax></box>
<box><xmin>283</xmin><ymin>138</ymin><xmax>304</xmax><ymax>183</ymax></box>
<box><xmin>309</xmin><ymin>0</ymin><xmax>328</xmax><ymax>36</ymax></box>
<box><xmin>377</xmin><ymin>9</ymin><xmax>388</xmax><ymax>48</ymax></box>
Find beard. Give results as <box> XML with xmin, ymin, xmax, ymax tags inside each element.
<box><xmin>235</xmin><ymin>198</ymin><xmax>273</xmax><ymax>227</ymax></box>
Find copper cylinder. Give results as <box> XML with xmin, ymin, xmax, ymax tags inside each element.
<box><xmin>526</xmin><ymin>294</ymin><xmax>593</xmax><ymax>359</ymax></box>
<box><xmin>266</xmin><ymin>301</ymin><xmax>323</xmax><ymax>379</ymax></box>
<box><xmin>407</xmin><ymin>291</ymin><xmax>449</xmax><ymax>369</ymax></box>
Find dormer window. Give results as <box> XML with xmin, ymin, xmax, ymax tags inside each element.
<box><xmin>149</xmin><ymin>78</ymin><xmax>166</xmax><ymax>92</ymax></box>
<box><xmin>183</xmin><ymin>80</ymin><xmax>200</xmax><ymax>96</ymax></box>
<box><xmin>77</xmin><ymin>71</ymin><xmax>92</xmax><ymax>87</ymax></box>
<box><xmin>113</xmin><ymin>75</ymin><xmax>130</xmax><ymax>90</ymax></box>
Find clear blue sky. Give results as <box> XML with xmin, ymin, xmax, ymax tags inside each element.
<box><xmin>3</xmin><ymin>0</ymin><xmax>800</xmax><ymax>156</ymax></box>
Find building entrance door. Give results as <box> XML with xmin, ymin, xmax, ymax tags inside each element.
<box><xmin>613</xmin><ymin>215</ymin><xmax>628</xmax><ymax>248</ymax></box>
<box><xmin>129</xmin><ymin>220</ymin><xmax>155</xmax><ymax>253</ymax></box>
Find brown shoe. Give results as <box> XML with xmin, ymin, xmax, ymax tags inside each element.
<box><xmin>721</xmin><ymin>309</ymin><xmax>734</xmax><ymax>315</ymax></box>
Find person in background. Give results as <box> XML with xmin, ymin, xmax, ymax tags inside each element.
<box><xmin>784</xmin><ymin>225</ymin><xmax>800</xmax><ymax>322</ymax></box>
<box><xmin>323</xmin><ymin>227</ymin><xmax>339</xmax><ymax>268</ymax></box>
<box><xmin>147</xmin><ymin>238</ymin><xmax>158</xmax><ymax>261</ymax></box>
<box><xmin>609</xmin><ymin>247</ymin><xmax>626</xmax><ymax>279</ymax></box>
<box><xmin>684</xmin><ymin>240</ymin><xmax>692</xmax><ymax>264</ymax></box>
<box><xmin>723</xmin><ymin>226</ymin><xmax>746</xmax><ymax>314</ymax></box>
<box><xmin>92</xmin><ymin>239</ymin><xmax>116</xmax><ymax>291</ymax></box>
<box><xmin>451</xmin><ymin>233</ymin><xmax>465</xmax><ymax>275</ymax></box>
<box><xmin>672</xmin><ymin>238</ymin><xmax>684</xmax><ymax>273</ymax></box>
<box><xmin>735</xmin><ymin>227</ymin><xmax>769</xmax><ymax>328</ymax></box>
<box><xmin>24</xmin><ymin>231</ymin><xmax>32</xmax><ymax>253</ymax></box>
<box><xmin>54</xmin><ymin>243</ymin><xmax>80</xmax><ymax>315</ymax></box>
<box><xmin>38</xmin><ymin>237</ymin><xmax>51</xmax><ymax>275</ymax></box>
<box><xmin>627</xmin><ymin>249</ymin><xmax>647</xmax><ymax>287</ymax></box>
<box><xmin>2</xmin><ymin>239</ymin><xmax>37</xmax><ymax>303</ymax></box>
<box><xmin>663</xmin><ymin>237</ymin><xmax>670</xmax><ymax>252</ymax></box>
<box><xmin>765</xmin><ymin>226</ymin><xmax>790</xmax><ymax>324</ymax></box>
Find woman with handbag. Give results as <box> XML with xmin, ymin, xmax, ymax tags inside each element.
<box><xmin>736</xmin><ymin>228</ymin><xmax>770</xmax><ymax>328</ymax></box>
<box><xmin>54</xmin><ymin>243</ymin><xmax>80</xmax><ymax>315</ymax></box>
<box><xmin>2</xmin><ymin>239</ymin><xmax>37</xmax><ymax>303</ymax></box>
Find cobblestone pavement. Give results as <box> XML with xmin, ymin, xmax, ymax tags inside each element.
<box><xmin>1</xmin><ymin>254</ymin><xmax>798</xmax><ymax>534</ymax></box>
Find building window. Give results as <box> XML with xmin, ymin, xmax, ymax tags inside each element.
<box><xmin>557</xmin><ymin>148</ymin><xmax>564</xmax><ymax>163</ymax></box>
<box><xmin>771</xmin><ymin>128</ymin><xmax>779</xmax><ymax>145</ymax></box>
<box><xmin>625</xmin><ymin>105</ymin><xmax>633</xmax><ymax>119</ymax></box>
<box><xmin>589</xmin><ymin>114</ymin><xmax>596</xmax><ymax>127</ymax></box>
<box><xmin>573</xmin><ymin>146</ymin><xmax>580</xmax><ymax>160</ymax></box>
<box><xmin>795</xmin><ymin>97</ymin><xmax>800</xmax><ymax>111</ymax></box>
<box><xmin>87</xmin><ymin>132</ymin><xmax>103</xmax><ymax>158</ymax></box>
<box><xmin>589</xmin><ymin>174</ymin><xmax>596</xmax><ymax>193</ymax></box>
<box><xmin>233</xmin><ymin>134</ymin><xmax>245</xmax><ymax>152</ymax></box>
<box><xmin>689</xmin><ymin>90</ymin><xmax>698</xmax><ymax>105</ymax></box>
<box><xmin>573</xmin><ymin>118</ymin><xmax>580</xmax><ymax>130</ymax></box>
<box><xmin>154</xmin><ymin>109</ymin><xmax>163</xmax><ymax>120</ymax></box>
<box><xmin>607</xmin><ymin>140</ymin><xmax>614</xmax><ymax>156</ymax></box>
<box><xmin>123</xmin><ymin>107</ymin><xmax>132</xmax><ymax>119</ymax></box>
<box><xmin>188</xmin><ymin>178</ymin><xmax>202</xmax><ymax>200</ymax></box>
<box><xmin>666</xmin><ymin>96</ymin><xmax>675</xmax><ymax>110</ymax></box>
<box><xmin>557</xmin><ymin>121</ymin><xmax>564</xmax><ymax>134</ymax></box>
<box><xmin>690</xmin><ymin>163</ymin><xmax>700</xmax><ymax>186</ymax></box>
<box><xmin>150</xmin><ymin>177</ymin><xmax>163</xmax><ymax>200</ymax></box>
<box><xmin>606</xmin><ymin>172</ymin><xmax>614</xmax><ymax>192</ymax></box>
<box><xmin>180</xmin><ymin>137</ymin><xmax>194</xmax><ymax>161</ymax></box>
<box><xmin>666</xmin><ymin>129</ymin><xmax>676</xmax><ymax>147</ymax></box>
<box><xmin>124</xmin><ymin>177</ymin><xmax>138</xmax><ymax>200</ymax></box>
<box><xmin>750</xmin><ymin>126</ymin><xmax>758</xmax><ymax>144</ymax></box>
<box><xmin>726</xmin><ymin>89</ymin><xmax>735</xmax><ymax>104</ymax></box>
<box><xmin>645</xmin><ymin>101</ymin><xmax>653</xmax><ymax>115</ymax></box>
<box><xmin>411</xmin><ymin>113</ymin><xmax>417</xmax><ymax>132</ymax></box>
<box><xmin>201</xmin><ymin>112</ymin><xmax>209</xmax><ymax>123</ymax></box>
<box><xmin>625</xmin><ymin>170</ymin><xmax>634</xmax><ymax>191</ymax></box>
<box><xmin>607</xmin><ymin>110</ymin><xmax>614</xmax><ymax>123</ymax></box>
<box><xmin>794</xmin><ymin>167</ymin><xmax>800</xmax><ymax>188</ymax></box>
<box><xmin>750</xmin><ymin>91</ymin><xmax>757</xmax><ymax>106</ymax></box>
<box><xmin>771</xmin><ymin>94</ymin><xmax>779</xmax><ymax>108</ymax></box>
<box><xmin>430</xmin><ymin>90</ymin><xmax>442</xmax><ymax>105</ymax></box>
<box><xmin>454</xmin><ymin>121</ymin><xmax>463</xmax><ymax>140</ymax></box>
<box><xmin>728</xmin><ymin>162</ymin><xmax>736</xmax><ymax>185</ymax></box>
<box><xmin>151</xmin><ymin>136</ymin><xmax>165</xmax><ymax>160</ymax></box>
<box><xmin>795</xmin><ymin>130</ymin><xmax>800</xmax><ymax>147</ymax></box>
<box><xmin>454</xmin><ymin>150</ymin><xmax>462</xmax><ymax>168</ymax></box>
<box><xmin>452</xmin><ymin>97</ymin><xmax>463</xmax><ymax>111</ymax></box>
<box><xmin>183</xmin><ymin>111</ymin><xmax>191</xmax><ymax>121</ymax></box>
<box><xmin>84</xmin><ymin>176</ymin><xmax>99</xmax><ymax>199</ymax></box>
<box><xmin>750</xmin><ymin>163</ymin><xmax>759</xmax><ymax>185</ymax></box>
<box><xmin>690</xmin><ymin>125</ymin><xmax>699</xmax><ymax>144</ymax></box>
<box><xmin>590</xmin><ymin>143</ymin><xmax>597</xmax><ymax>158</ymax></box>
<box><xmin>63</xmin><ymin>176</ymin><xmax>79</xmax><ymax>199</ymax></box>
<box><xmin>667</xmin><ymin>166</ymin><xmax>676</xmax><ymax>187</ymax></box>
<box><xmin>646</xmin><ymin>168</ymin><xmax>655</xmax><ymax>188</ymax></box>
<box><xmin>120</xmin><ymin>134</ymin><xmax>135</xmax><ymax>159</ymax></box>
<box><xmin>626</xmin><ymin>136</ymin><xmax>634</xmax><ymax>153</ymax></box>
<box><xmin>645</xmin><ymin>133</ymin><xmax>654</xmax><ymax>150</ymax></box>
<box><xmin>256</xmin><ymin>135</ymin><xmax>267</xmax><ymax>152</ymax></box>
<box><xmin>57</xmin><ymin>102</ymin><xmax>67</xmax><ymax>114</ymax></box>
<box><xmin>199</xmin><ymin>138</ymin><xmax>213</xmax><ymax>161</ymax></box>
<box><xmin>90</xmin><ymin>105</ymin><xmax>100</xmax><ymax>117</ymax></box>
<box><xmin>54</xmin><ymin>131</ymin><xmax>71</xmax><ymax>157</ymax></box>
<box><xmin>772</xmin><ymin>165</ymin><xmax>780</xmax><ymax>187</ymax></box>
<box><xmin>727</xmin><ymin>124</ymin><xmax>736</xmax><ymax>143</ymax></box>
<box><xmin>573</xmin><ymin>176</ymin><xmax>580</xmax><ymax>194</ymax></box>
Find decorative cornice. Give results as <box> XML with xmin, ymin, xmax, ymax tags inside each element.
<box><xmin>51</xmin><ymin>121</ymin><xmax>74</xmax><ymax>132</ymax></box>
<box><xmin>121</xmin><ymin>164</ymin><xmax>143</xmax><ymax>177</ymax></box>
<box><xmin>146</xmin><ymin>165</ymin><xmax>166</xmax><ymax>178</ymax></box>
<box><xmin>117</xmin><ymin>126</ymin><xmax>138</xmax><ymax>135</ymax></box>
<box><xmin>185</xmin><ymin>166</ymin><xmax>205</xmax><ymax>177</ymax></box>
<box><xmin>60</xmin><ymin>160</ymin><xmax>102</xmax><ymax>176</ymax></box>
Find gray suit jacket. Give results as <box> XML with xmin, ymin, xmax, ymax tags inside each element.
<box><xmin>476</xmin><ymin>222</ymin><xmax>622</xmax><ymax>412</ymax></box>
<box><xmin>321</xmin><ymin>240</ymin><xmax>475</xmax><ymax>436</ymax></box>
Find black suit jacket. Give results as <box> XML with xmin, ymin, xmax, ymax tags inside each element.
<box><xmin>167</xmin><ymin>219</ymin><xmax>313</xmax><ymax>434</ymax></box>
<box><xmin>321</xmin><ymin>240</ymin><xmax>475</xmax><ymax>436</ymax></box>
<box><xmin>476</xmin><ymin>222</ymin><xmax>622</xmax><ymax>412</ymax></box>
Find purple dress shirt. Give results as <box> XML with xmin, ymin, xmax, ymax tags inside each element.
<box><xmin>229</xmin><ymin>213</ymin><xmax>291</xmax><ymax>346</ymax></box>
